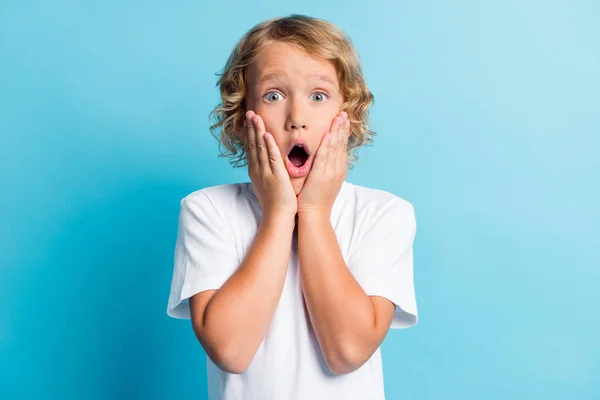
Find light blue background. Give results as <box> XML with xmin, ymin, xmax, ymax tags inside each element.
<box><xmin>1</xmin><ymin>1</ymin><xmax>599</xmax><ymax>399</ymax></box>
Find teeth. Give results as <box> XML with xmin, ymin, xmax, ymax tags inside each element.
<box><xmin>289</xmin><ymin>142</ymin><xmax>308</xmax><ymax>156</ymax></box>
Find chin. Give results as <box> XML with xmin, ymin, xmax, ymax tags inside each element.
<box><xmin>291</xmin><ymin>177</ymin><xmax>306</xmax><ymax>196</ymax></box>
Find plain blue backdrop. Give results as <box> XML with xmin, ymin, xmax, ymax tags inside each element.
<box><xmin>1</xmin><ymin>1</ymin><xmax>599</xmax><ymax>399</ymax></box>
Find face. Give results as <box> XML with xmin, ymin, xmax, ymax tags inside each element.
<box><xmin>245</xmin><ymin>41</ymin><xmax>344</xmax><ymax>195</ymax></box>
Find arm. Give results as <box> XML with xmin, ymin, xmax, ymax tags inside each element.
<box><xmin>297</xmin><ymin>211</ymin><xmax>396</xmax><ymax>375</ymax></box>
<box><xmin>190</xmin><ymin>212</ymin><xmax>295</xmax><ymax>374</ymax></box>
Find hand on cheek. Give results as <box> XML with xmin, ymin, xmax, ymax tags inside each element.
<box><xmin>296</xmin><ymin>111</ymin><xmax>351</xmax><ymax>216</ymax></box>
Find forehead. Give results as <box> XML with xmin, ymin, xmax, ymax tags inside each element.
<box><xmin>248</xmin><ymin>42</ymin><xmax>338</xmax><ymax>88</ymax></box>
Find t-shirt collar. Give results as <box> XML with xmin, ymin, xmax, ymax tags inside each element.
<box><xmin>245</xmin><ymin>180</ymin><xmax>351</xmax><ymax>219</ymax></box>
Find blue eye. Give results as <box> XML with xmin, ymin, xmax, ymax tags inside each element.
<box><xmin>311</xmin><ymin>92</ymin><xmax>328</xmax><ymax>102</ymax></box>
<box><xmin>263</xmin><ymin>91</ymin><xmax>329</xmax><ymax>103</ymax></box>
<box><xmin>264</xmin><ymin>92</ymin><xmax>282</xmax><ymax>102</ymax></box>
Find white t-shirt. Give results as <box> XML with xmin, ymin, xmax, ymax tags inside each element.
<box><xmin>167</xmin><ymin>180</ymin><xmax>418</xmax><ymax>400</ymax></box>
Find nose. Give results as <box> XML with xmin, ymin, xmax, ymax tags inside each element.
<box><xmin>290</xmin><ymin>122</ymin><xmax>306</xmax><ymax>130</ymax></box>
<box><xmin>286</xmin><ymin>99</ymin><xmax>308</xmax><ymax>131</ymax></box>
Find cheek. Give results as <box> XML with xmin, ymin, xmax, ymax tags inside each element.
<box><xmin>255</xmin><ymin>111</ymin><xmax>278</xmax><ymax>133</ymax></box>
<box><xmin>273</xmin><ymin>139</ymin><xmax>288</xmax><ymax>158</ymax></box>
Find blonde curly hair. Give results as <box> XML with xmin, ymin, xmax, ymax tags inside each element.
<box><xmin>209</xmin><ymin>14</ymin><xmax>375</xmax><ymax>170</ymax></box>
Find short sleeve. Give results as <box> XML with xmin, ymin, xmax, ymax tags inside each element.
<box><xmin>347</xmin><ymin>199</ymin><xmax>418</xmax><ymax>329</ymax></box>
<box><xmin>166</xmin><ymin>192</ymin><xmax>240</xmax><ymax>319</ymax></box>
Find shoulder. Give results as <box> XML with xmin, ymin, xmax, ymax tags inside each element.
<box><xmin>178</xmin><ymin>182</ymin><xmax>254</xmax><ymax>226</ymax></box>
<box><xmin>181</xmin><ymin>182</ymin><xmax>251</xmax><ymax>209</ymax></box>
<box><xmin>343</xmin><ymin>183</ymin><xmax>417</xmax><ymax>248</ymax></box>
<box><xmin>347</xmin><ymin>182</ymin><xmax>415</xmax><ymax>222</ymax></box>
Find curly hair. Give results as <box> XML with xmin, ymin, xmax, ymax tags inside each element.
<box><xmin>209</xmin><ymin>14</ymin><xmax>375</xmax><ymax>169</ymax></box>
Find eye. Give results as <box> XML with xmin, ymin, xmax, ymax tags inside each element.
<box><xmin>263</xmin><ymin>91</ymin><xmax>283</xmax><ymax>102</ymax></box>
<box><xmin>311</xmin><ymin>91</ymin><xmax>329</xmax><ymax>103</ymax></box>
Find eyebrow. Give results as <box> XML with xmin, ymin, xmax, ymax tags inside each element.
<box><xmin>257</xmin><ymin>71</ymin><xmax>337</xmax><ymax>87</ymax></box>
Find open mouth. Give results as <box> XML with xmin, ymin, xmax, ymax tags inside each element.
<box><xmin>288</xmin><ymin>144</ymin><xmax>309</xmax><ymax>167</ymax></box>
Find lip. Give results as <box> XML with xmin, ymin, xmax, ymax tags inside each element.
<box><xmin>286</xmin><ymin>138</ymin><xmax>311</xmax><ymax>157</ymax></box>
<box><xmin>285</xmin><ymin>138</ymin><xmax>312</xmax><ymax>178</ymax></box>
<box><xmin>285</xmin><ymin>153</ymin><xmax>313</xmax><ymax>178</ymax></box>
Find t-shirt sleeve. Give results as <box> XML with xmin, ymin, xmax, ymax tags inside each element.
<box><xmin>166</xmin><ymin>192</ymin><xmax>240</xmax><ymax>319</ymax></box>
<box><xmin>347</xmin><ymin>199</ymin><xmax>418</xmax><ymax>329</ymax></box>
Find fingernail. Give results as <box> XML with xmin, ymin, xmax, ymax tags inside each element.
<box><xmin>342</xmin><ymin>112</ymin><xmax>348</xmax><ymax>120</ymax></box>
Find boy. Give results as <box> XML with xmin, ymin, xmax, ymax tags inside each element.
<box><xmin>167</xmin><ymin>14</ymin><xmax>418</xmax><ymax>400</ymax></box>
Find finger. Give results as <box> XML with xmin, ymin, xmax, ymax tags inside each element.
<box><xmin>333</xmin><ymin>116</ymin><xmax>346</xmax><ymax>175</ymax></box>
<box><xmin>320</xmin><ymin>114</ymin><xmax>341</xmax><ymax>176</ymax></box>
<box><xmin>325</xmin><ymin>114</ymin><xmax>343</xmax><ymax>150</ymax></box>
<box><xmin>334</xmin><ymin>114</ymin><xmax>347</xmax><ymax>148</ymax></box>
<box><xmin>263</xmin><ymin>132</ymin><xmax>286</xmax><ymax>178</ymax></box>
<box><xmin>326</xmin><ymin>113</ymin><xmax>341</xmax><ymax>137</ymax></box>
<box><xmin>337</xmin><ymin>119</ymin><xmax>350</xmax><ymax>173</ymax></box>
<box><xmin>245</xmin><ymin>111</ymin><xmax>257</xmax><ymax>174</ymax></box>
<box><xmin>338</xmin><ymin>116</ymin><xmax>348</xmax><ymax>149</ymax></box>
<box><xmin>252</xmin><ymin>114</ymin><xmax>270</xmax><ymax>173</ymax></box>
<box><xmin>328</xmin><ymin>116</ymin><xmax>345</xmax><ymax>173</ymax></box>
<box><xmin>313</xmin><ymin>132</ymin><xmax>332</xmax><ymax>177</ymax></box>
<box><xmin>337</xmin><ymin>118</ymin><xmax>349</xmax><ymax>155</ymax></box>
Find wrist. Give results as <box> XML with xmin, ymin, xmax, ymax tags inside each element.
<box><xmin>261</xmin><ymin>210</ymin><xmax>296</xmax><ymax>226</ymax></box>
<box><xmin>296</xmin><ymin>209</ymin><xmax>331</xmax><ymax>223</ymax></box>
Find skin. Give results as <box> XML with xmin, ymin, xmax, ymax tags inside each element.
<box><xmin>243</xmin><ymin>41</ymin><xmax>351</xmax><ymax>215</ymax></box>
<box><xmin>241</xmin><ymin>41</ymin><xmax>396</xmax><ymax>374</ymax></box>
<box><xmin>188</xmin><ymin>41</ymin><xmax>396</xmax><ymax>376</ymax></box>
